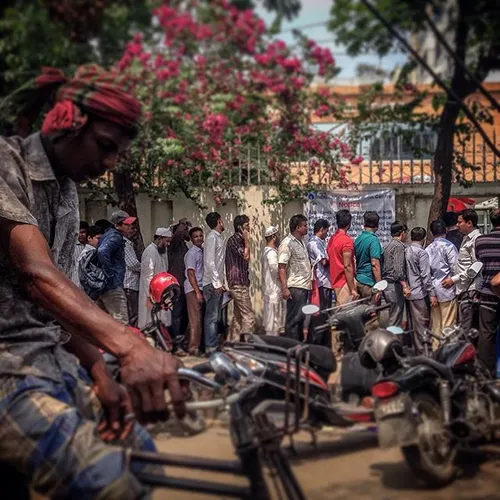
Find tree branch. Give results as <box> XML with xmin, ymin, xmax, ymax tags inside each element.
<box><xmin>422</xmin><ymin>10</ymin><xmax>500</xmax><ymax>113</ymax></box>
<box><xmin>359</xmin><ymin>0</ymin><xmax>500</xmax><ymax>159</ymax></box>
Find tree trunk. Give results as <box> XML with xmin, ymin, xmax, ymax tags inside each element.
<box><xmin>113</xmin><ymin>170</ymin><xmax>145</xmax><ymax>257</ymax></box>
<box><xmin>427</xmin><ymin>99</ymin><xmax>460</xmax><ymax>228</ymax></box>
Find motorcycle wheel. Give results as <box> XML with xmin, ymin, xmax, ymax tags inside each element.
<box><xmin>402</xmin><ymin>392</ymin><xmax>457</xmax><ymax>488</ymax></box>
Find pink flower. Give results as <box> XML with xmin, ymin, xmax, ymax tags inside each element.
<box><xmin>314</xmin><ymin>105</ymin><xmax>330</xmax><ymax>117</ymax></box>
<box><xmin>281</xmin><ymin>57</ymin><xmax>301</xmax><ymax>72</ymax></box>
<box><xmin>183</xmin><ymin>169</ymin><xmax>192</xmax><ymax>176</ymax></box>
<box><xmin>351</xmin><ymin>156</ymin><xmax>363</xmax><ymax>165</ymax></box>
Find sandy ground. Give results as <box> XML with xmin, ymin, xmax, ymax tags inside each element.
<box><xmin>151</xmin><ymin>421</ymin><xmax>500</xmax><ymax>500</ymax></box>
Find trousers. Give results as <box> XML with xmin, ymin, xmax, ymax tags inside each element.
<box><xmin>407</xmin><ymin>297</ymin><xmax>431</xmax><ymax>354</ymax></box>
<box><xmin>478</xmin><ymin>293</ymin><xmax>500</xmax><ymax>376</ymax></box>
<box><xmin>124</xmin><ymin>288</ymin><xmax>139</xmax><ymax>327</ymax></box>
<box><xmin>203</xmin><ymin>284</ymin><xmax>223</xmax><ymax>350</ymax></box>
<box><xmin>0</xmin><ymin>368</ymin><xmax>154</xmax><ymax>499</ymax></box>
<box><xmin>186</xmin><ymin>290</ymin><xmax>203</xmax><ymax>351</ymax></box>
<box><xmin>308</xmin><ymin>286</ymin><xmax>333</xmax><ymax>347</ymax></box>
<box><xmin>229</xmin><ymin>285</ymin><xmax>255</xmax><ymax>341</ymax></box>
<box><xmin>97</xmin><ymin>287</ymin><xmax>129</xmax><ymax>325</ymax></box>
<box><xmin>383</xmin><ymin>282</ymin><xmax>405</xmax><ymax>327</ymax></box>
<box><xmin>284</xmin><ymin>288</ymin><xmax>309</xmax><ymax>342</ymax></box>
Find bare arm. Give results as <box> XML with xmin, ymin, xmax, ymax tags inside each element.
<box><xmin>371</xmin><ymin>258</ymin><xmax>382</xmax><ymax>283</ymax></box>
<box><xmin>278</xmin><ymin>264</ymin><xmax>289</xmax><ymax>297</ymax></box>
<box><xmin>2</xmin><ymin>221</ymin><xmax>135</xmax><ymax>356</ymax></box>
<box><xmin>0</xmin><ymin>220</ymin><xmax>185</xmax><ymax>420</ymax></box>
<box><xmin>342</xmin><ymin>250</ymin><xmax>356</xmax><ymax>293</ymax></box>
<box><xmin>187</xmin><ymin>268</ymin><xmax>201</xmax><ymax>295</ymax></box>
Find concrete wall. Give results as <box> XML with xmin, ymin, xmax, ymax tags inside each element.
<box><xmin>78</xmin><ymin>182</ymin><xmax>500</xmax><ymax>328</ymax></box>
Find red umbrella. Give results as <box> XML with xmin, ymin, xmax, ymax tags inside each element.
<box><xmin>447</xmin><ymin>197</ymin><xmax>475</xmax><ymax>212</ymax></box>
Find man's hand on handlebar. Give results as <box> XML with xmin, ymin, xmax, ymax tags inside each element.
<box><xmin>120</xmin><ymin>338</ymin><xmax>186</xmax><ymax>423</ymax></box>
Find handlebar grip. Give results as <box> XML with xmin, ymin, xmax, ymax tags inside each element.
<box><xmin>314</xmin><ymin>324</ymin><xmax>330</xmax><ymax>333</ymax></box>
<box><xmin>177</xmin><ymin>368</ymin><xmax>222</xmax><ymax>391</ymax></box>
<box><xmin>191</xmin><ymin>361</ymin><xmax>213</xmax><ymax>374</ymax></box>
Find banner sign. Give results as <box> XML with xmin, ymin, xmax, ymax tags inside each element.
<box><xmin>305</xmin><ymin>189</ymin><xmax>396</xmax><ymax>246</ymax></box>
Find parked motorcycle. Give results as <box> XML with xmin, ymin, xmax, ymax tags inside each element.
<box><xmin>359</xmin><ymin>261</ymin><xmax>500</xmax><ymax>487</ymax></box>
<box><xmin>302</xmin><ymin>280</ymin><xmax>390</xmax><ymax>403</ymax></box>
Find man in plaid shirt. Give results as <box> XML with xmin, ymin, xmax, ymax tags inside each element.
<box><xmin>124</xmin><ymin>226</ymin><xmax>141</xmax><ymax>327</ymax></box>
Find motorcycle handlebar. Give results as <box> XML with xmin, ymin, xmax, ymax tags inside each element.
<box><xmin>177</xmin><ymin>367</ymin><xmax>222</xmax><ymax>391</ymax></box>
<box><xmin>371</xmin><ymin>304</ymin><xmax>390</xmax><ymax>313</ymax></box>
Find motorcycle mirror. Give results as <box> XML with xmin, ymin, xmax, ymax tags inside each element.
<box><xmin>209</xmin><ymin>352</ymin><xmax>241</xmax><ymax>384</ymax></box>
<box><xmin>466</xmin><ymin>261</ymin><xmax>483</xmax><ymax>279</ymax></box>
<box><xmin>386</xmin><ymin>326</ymin><xmax>404</xmax><ymax>335</ymax></box>
<box><xmin>302</xmin><ymin>304</ymin><xmax>320</xmax><ymax>315</ymax></box>
<box><xmin>372</xmin><ymin>280</ymin><xmax>388</xmax><ymax>293</ymax></box>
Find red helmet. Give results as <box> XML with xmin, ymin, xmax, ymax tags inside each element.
<box><xmin>149</xmin><ymin>272</ymin><xmax>180</xmax><ymax>310</ymax></box>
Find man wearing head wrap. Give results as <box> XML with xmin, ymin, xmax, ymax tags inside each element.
<box><xmin>0</xmin><ymin>65</ymin><xmax>185</xmax><ymax>498</ymax></box>
<box><xmin>138</xmin><ymin>228</ymin><xmax>173</xmax><ymax>330</ymax></box>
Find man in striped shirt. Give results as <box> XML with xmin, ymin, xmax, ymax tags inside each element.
<box><xmin>475</xmin><ymin>209</ymin><xmax>500</xmax><ymax>376</ymax></box>
<box><xmin>225</xmin><ymin>214</ymin><xmax>255</xmax><ymax>341</ymax></box>
<box><xmin>382</xmin><ymin>221</ymin><xmax>411</xmax><ymax>327</ymax></box>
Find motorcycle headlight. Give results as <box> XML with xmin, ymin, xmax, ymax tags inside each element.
<box><xmin>226</xmin><ymin>351</ymin><xmax>266</xmax><ymax>375</ymax></box>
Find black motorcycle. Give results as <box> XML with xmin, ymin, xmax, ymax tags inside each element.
<box><xmin>359</xmin><ymin>315</ymin><xmax>500</xmax><ymax>486</ymax></box>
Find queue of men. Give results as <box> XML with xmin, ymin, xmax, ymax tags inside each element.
<box><xmin>73</xmin><ymin>205</ymin><xmax>500</xmax><ymax>377</ymax></box>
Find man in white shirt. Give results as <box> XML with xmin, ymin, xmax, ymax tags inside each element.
<box><xmin>202</xmin><ymin>212</ymin><xmax>226</xmax><ymax>353</ymax></box>
<box><xmin>442</xmin><ymin>209</ymin><xmax>482</xmax><ymax>333</ymax></box>
<box><xmin>261</xmin><ymin>226</ymin><xmax>283</xmax><ymax>336</ymax></box>
<box><xmin>124</xmin><ymin>226</ymin><xmax>141</xmax><ymax>327</ymax></box>
<box><xmin>278</xmin><ymin>214</ymin><xmax>312</xmax><ymax>341</ymax></box>
<box><xmin>138</xmin><ymin>227</ymin><xmax>172</xmax><ymax>329</ymax></box>
<box><xmin>184</xmin><ymin>227</ymin><xmax>205</xmax><ymax>356</ymax></box>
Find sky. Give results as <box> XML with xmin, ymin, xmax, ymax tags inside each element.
<box><xmin>256</xmin><ymin>0</ymin><xmax>407</xmax><ymax>83</ymax></box>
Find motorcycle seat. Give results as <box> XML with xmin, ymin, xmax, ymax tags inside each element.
<box><xmin>247</xmin><ymin>335</ymin><xmax>336</xmax><ymax>374</ymax></box>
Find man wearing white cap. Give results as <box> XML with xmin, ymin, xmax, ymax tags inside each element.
<box><xmin>138</xmin><ymin>227</ymin><xmax>172</xmax><ymax>329</ymax></box>
<box><xmin>261</xmin><ymin>226</ymin><xmax>283</xmax><ymax>335</ymax></box>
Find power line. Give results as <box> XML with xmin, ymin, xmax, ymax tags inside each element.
<box><xmin>280</xmin><ymin>21</ymin><xmax>328</xmax><ymax>33</ymax></box>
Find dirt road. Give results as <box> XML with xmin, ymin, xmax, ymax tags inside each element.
<box><xmin>151</xmin><ymin>423</ymin><xmax>500</xmax><ymax>500</ymax></box>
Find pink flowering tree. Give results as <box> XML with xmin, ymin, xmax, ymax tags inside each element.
<box><xmin>111</xmin><ymin>0</ymin><xmax>360</xmax><ymax>210</ymax></box>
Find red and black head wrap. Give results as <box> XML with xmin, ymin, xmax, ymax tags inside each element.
<box><xmin>16</xmin><ymin>64</ymin><xmax>141</xmax><ymax>137</ymax></box>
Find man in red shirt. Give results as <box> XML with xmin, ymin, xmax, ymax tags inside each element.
<box><xmin>327</xmin><ymin>209</ymin><xmax>360</xmax><ymax>305</ymax></box>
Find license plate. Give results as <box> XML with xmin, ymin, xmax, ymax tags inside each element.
<box><xmin>375</xmin><ymin>396</ymin><xmax>406</xmax><ymax>419</ymax></box>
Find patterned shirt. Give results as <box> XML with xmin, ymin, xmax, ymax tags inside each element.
<box><xmin>278</xmin><ymin>234</ymin><xmax>312</xmax><ymax>290</ymax></box>
<box><xmin>225</xmin><ymin>232</ymin><xmax>250</xmax><ymax>288</ymax></box>
<box><xmin>124</xmin><ymin>237</ymin><xmax>141</xmax><ymax>291</ymax></box>
<box><xmin>307</xmin><ymin>235</ymin><xmax>331</xmax><ymax>289</ymax></box>
<box><xmin>70</xmin><ymin>241</ymin><xmax>87</xmax><ymax>287</ymax></box>
<box><xmin>451</xmin><ymin>228</ymin><xmax>481</xmax><ymax>295</ymax></box>
<box><xmin>475</xmin><ymin>228</ymin><xmax>500</xmax><ymax>295</ymax></box>
<box><xmin>382</xmin><ymin>238</ymin><xmax>407</xmax><ymax>284</ymax></box>
<box><xmin>0</xmin><ymin>133</ymin><xmax>79</xmax><ymax>381</ymax></box>
<box><xmin>426</xmin><ymin>237</ymin><xmax>458</xmax><ymax>302</ymax></box>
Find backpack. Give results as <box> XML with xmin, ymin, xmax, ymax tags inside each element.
<box><xmin>78</xmin><ymin>248</ymin><xmax>106</xmax><ymax>300</ymax></box>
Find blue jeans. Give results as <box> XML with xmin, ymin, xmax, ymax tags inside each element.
<box><xmin>203</xmin><ymin>284</ymin><xmax>223</xmax><ymax>349</ymax></box>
